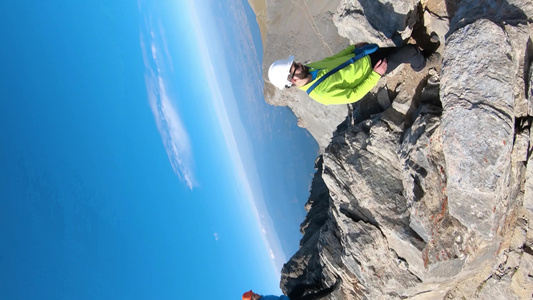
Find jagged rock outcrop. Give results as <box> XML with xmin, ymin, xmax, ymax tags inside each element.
<box><xmin>251</xmin><ymin>0</ymin><xmax>533</xmax><ymax>299</ymax></box>
<box><xmin>334</xmin><ymin>0</ymin><xmax>420</xmax><ymax>46</ymax></box>
<box><xmin>441</xmin><ymin>19</ymin><xmax>516</xmax><ymax>240</ymax></box>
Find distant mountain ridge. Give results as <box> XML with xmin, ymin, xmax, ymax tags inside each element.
<box><xmin>246</xmin><ymin>0</ymin><xmax>267</xmax><ymax>49</ymax></box>
<box><xmin>249</xmin><ymin>0</ymin><xmax>533</xmax><ymax>299</ymax></box>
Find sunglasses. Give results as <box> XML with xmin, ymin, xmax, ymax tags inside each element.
<box><xmin>286</xmin><ymin>63</ymin><xmax>300</xmax><ymax>87</ymax></box>
<box><xmin>287</xmin><ymin>63</ymin><xmax>298</xmax><ymax>81</ymax></box>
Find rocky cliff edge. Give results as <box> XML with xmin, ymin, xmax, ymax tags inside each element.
<box><xmin>250</xmin><ymin>0</ymin><xmax>533</xmax><ymax>299</ymax></box>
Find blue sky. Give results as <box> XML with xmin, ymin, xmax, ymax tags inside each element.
<box><xmin>0</xmin><ymin>0</ymin><xmax>318</xmax><ymax>299</ymax></box>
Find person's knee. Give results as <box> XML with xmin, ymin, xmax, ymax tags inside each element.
<box><xmin>402</xmin><ymin>45</ymin><xmax>425</xmax><ymax>71</ymax></box>
<box><xmin>402</xmin><ymin>44</ymin><xmax>421</xmax><ymax>56</ymax></box>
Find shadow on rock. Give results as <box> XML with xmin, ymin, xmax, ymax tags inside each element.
<box><xmin>445</xmin><ymin>0</ymin><xmax>529</xmax><ymax>36</ymax></box>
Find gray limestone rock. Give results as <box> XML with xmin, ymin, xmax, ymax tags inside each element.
<box><xmin>441</xmin><ymin>19</ymin><xmax>515</xmax><ymax>239</ymax></box>
<box><xmin>529</xmin><ymin>60</ymin><xmax>533</xmax><ymax>122</ymax></box>
<box><xmin>334</xmin><ymin>0</ymin><xmax>420</xmax><ymax>46</ymax></box>
<box><xmin>526</xmin><ymin>127</ymin><xmax>533</xmax><ymax>213</ymax></box>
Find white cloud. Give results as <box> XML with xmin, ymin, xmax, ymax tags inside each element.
<box><xmin>139</xmin><ymin>10</ymin><xmax>196</xmax><ymax>190</ymax></box>
<box><xmin>214</xmin><ymin>232</ymin><xmax>219</xmax><ymax>241</ymax></box>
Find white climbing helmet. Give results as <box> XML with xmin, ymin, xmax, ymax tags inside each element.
<box><xmin>268</xmin><ymin>55</ymin><xmax>294</xmax><ymax>90</ymax></box>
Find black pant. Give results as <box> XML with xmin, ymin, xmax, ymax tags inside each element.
<box><xmin>369</xmin><ymin>44</ymin><xmax>426</xmax><ymax>74</ymax></box>
<box><xmin>287</xmin><ymin>280</ymin><xmax>339</xmax><ymax>300</ymax></box>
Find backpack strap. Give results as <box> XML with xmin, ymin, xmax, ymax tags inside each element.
<box><xmin>306</xmin><ymin>44</ymin><xmax>378</xmax><ymax>95</ymax></box>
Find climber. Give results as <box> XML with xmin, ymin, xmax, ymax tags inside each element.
<box><xmin>268</xmin><ymin>43</ymin><xmax>440</xmax><ymax>105</ymax></box>
<box><xmin>242</xmin><ymin>278</ymin><xmax>341</xmax><ymax>300</ymax></box>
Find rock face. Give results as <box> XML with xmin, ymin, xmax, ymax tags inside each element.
<box><xmin>441</xmin><ymin>19</ymin><xmax>516</xmax><ymax>240</ymax></box>
<box><xmin>251</xmin><ymin>0</ymin><xmax>533</xmax><ymax>299</ymax></box>
<box><xmin>334</xmin><ymin>0</ymin><xmax>420</xmax><ymax>46</ymax></box>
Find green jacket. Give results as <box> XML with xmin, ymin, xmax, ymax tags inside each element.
<box><xmin>299</xmin><ymin>45</ymin><xmax>381</xmax><ymax>105</ymax></box>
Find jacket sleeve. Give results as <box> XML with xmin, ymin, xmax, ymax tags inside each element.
<box><xmin>313</xmin><ymin>71</ymin><xmax>381</xmax><ymax>105</ymax></box>
<box><xmin>259</xmin><ymin>296</ymin><xmax>290</xmax><ymax>300</ymax></box>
